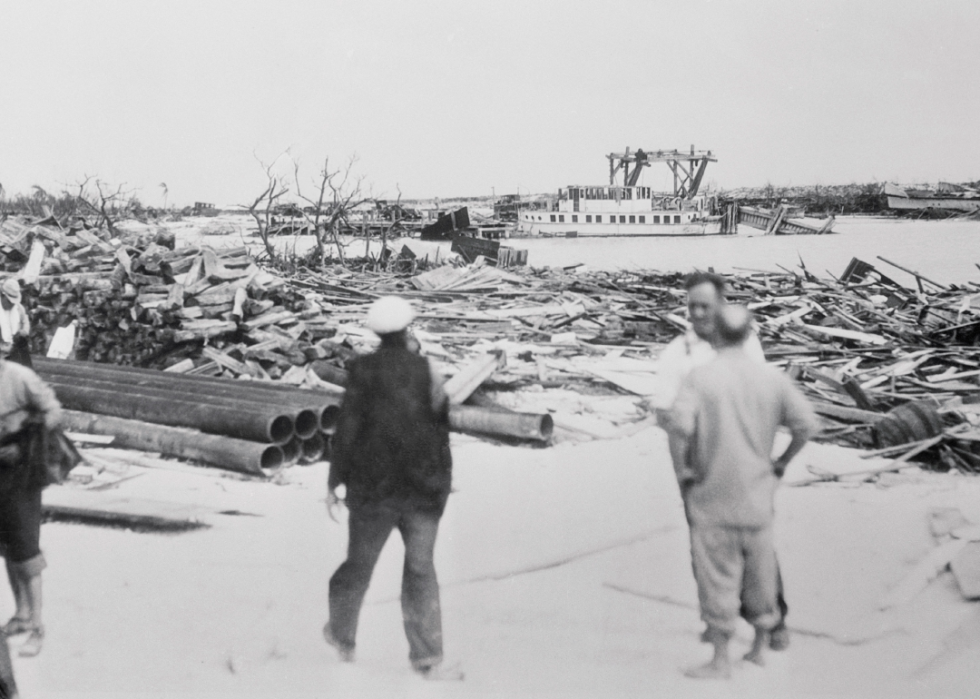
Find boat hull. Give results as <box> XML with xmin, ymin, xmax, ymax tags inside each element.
<box><xmin>517</xmin><ymin>219</ymin><xmax>722</xmax><ymax>237</ymax></box>
<box><xmin>885</xmin><ymin>195</ymin><xmax>980</xmax><ymax>212</ymax></box>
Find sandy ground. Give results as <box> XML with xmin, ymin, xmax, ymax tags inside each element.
<box><xmin>11</xmin><ymin>216</ymin><xmax>974</xmax><ymax>697</ymax></box>
<box><xmin>2</xmin><ymin>423</ymin><xmax>976</xmax><ymax>698</ymax></box>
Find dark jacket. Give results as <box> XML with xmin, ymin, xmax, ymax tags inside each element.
<box><xmin>328</xmin><ymin>342</ymin><xmax>452</xmax><ymax>513</ymax></box>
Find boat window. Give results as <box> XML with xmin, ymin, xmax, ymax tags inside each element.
<box><xmin>674</xmin><ymin>215</ymin><xmax>681</xmax><ymax>223</ymax></box>
<box><xmin>638</xmin><ymin>215</ymin><xmax>645</xmax><ymax>223</ymax></box>
<box><xmin>653</xmin><ymin>215</ymin><xmax>660</xmax><ymax>224</ymax></box>
<box><xmin>586</xmin><ymin>215</ymin><xmax>592</xmax><ymax>223</ymax></box>
<box><xmin>595</xmin><ymin>215</ymin><xmax>602</xmax><ymax>222</ymax></box>
<box><xmin>572</xmin><ymin>215</ymin><xmax>578</xmax><ymax>223</ymax></box>
<box><xmin>559</xmin><ymin>215</ymin><xmax>565</xmax><ymax>222</ymax></box>
<box><xmin>629</xmin><ymin>215</ymin><xmax>635</xmax><ymax>223</ymax></box>
<box><xmin>550</xmin><ymin>214</ymin><xmax>556</xmax><ymax>222</ymax></box>
<box><xmin>619</xmin><ymin>215</ymin><xmax>626</xmax><ymax>223</ymax></box>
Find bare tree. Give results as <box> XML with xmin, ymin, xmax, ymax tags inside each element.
<box><xmin>294</xmin><ymin>155</ymin><xmax>369</xmax><ymax>267</ymax></box>
<box><xmin>244</xmin><ymin>155</ymin><xmax>290</xmax><ymax>261</ymax></box>
<box><xmin>72</xmin><ymin>177</ymin><xmax>133</xmax><ymax>236</ymax></box>
<box><xmin>159</xmin><ymin>182</ymin><xmax>169</xmax><ymax>211</ymax></box>
<box><xmin>378</xmin><ymin>185</ymin><xmax>405</xmax><ymax>270</ymax></box>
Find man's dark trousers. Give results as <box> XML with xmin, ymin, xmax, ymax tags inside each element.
<box><xmin>329</xmin><ymin>499</ymin><xmax>443</xmax><ymax>668</ymax></box>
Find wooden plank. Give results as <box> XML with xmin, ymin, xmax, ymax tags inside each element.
<box><xmin>43</xmin><ymin>487</ymin><xmax>212</xmax><ymax>531</ymax></box>
<box><xmin>812</xmin><ymin>402</ymin><xmax>886</xmax><ymax>423</ymax></box>
<box><xmin>241</xmin><ymin>310</ymin><xmax>297</xmax><ymax>331</ymax></box>
<box><xmin>587</xmin><ymin>368</ymin><xmax>659</xmax><ymax>396</ymax></box>
<box><xmin>201</xmin><ymin>347</ymin><xmax>249</xmax><ymax>374</ymax></box>
<box><xmin>443</xmin><ymin>351</ymin><xmax>506</xmax><ymax>404</ymax></box>
<box><xmin>799</xmin><ymin>323</ymin><xmax>888</xmax><ymax>346</ymax></box>
<box><xmin>20</xmin><ymin>239</ymin><xmax>47</xmax><ymax>284</ymax></box>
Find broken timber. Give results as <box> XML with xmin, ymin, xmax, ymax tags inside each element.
<box><xmin>737</xmin><ymin>204</ymin><xmax>836</xmax><ymax>235</ymax></box>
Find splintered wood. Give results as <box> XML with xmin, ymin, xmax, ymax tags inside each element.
<box><xmin>2</xmin><ymin>212</ymin><xmax>979</xmax><ymax>469</ymax></box>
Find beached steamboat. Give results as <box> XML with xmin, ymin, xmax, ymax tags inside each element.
<box><xmin>518</xmin><ymin>147</ymin><xmax>728</xmax><ymax>237</ymax></box>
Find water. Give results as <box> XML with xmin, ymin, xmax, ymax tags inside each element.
<box><xmin>515</xmin><ymin>217</ymin><xmax>980</xmax><ymax>286</ymax></box>
<box><xmin>203</xmin><ymin>215</ymin><xmax>978</xmax><ymax>287</ymax></box>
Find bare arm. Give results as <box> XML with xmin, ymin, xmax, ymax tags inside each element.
<box><xmin>667</xmin><ymin>379</ymin><xmax>700</xmax><ymax>489</ymax></box>
<box><xmin>25</xmin><ymin>370</ymin><xmax>62</xmax><ymax>430</ymax></box>
<box><xmin>668</xmin><ymin>430</ymin><xmax>698</xmax><ymax>488</ymax></box>
<box><xmin>772</xmin><ymin>430</ymin><xmax>811</xmax><ymax>478</ymax></box>
<box><xmin>327</xmin><ymin>364</ymin><xmax>364</xmax><ymax>520</ymax></box>
<box><xmin>773</xmin><ymin>377</ymin><xmax>819</xmax><ymax>478</ymax></box>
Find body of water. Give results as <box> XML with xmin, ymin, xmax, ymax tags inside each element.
<box><xmin>515</xmin><ymin>217</ymin><xmax>980</xmax><ymax>286</ymax></box>
<box><xmin>218</xmin><ymin>215</ymin><xmax>977</xmax><ymax>288</ymax></box>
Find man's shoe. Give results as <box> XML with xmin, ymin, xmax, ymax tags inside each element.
<box><xmin>416</xmin><ymin>662</ymin><xmax>465</xmax><ymax>681</ymax></box>
<box><xmin>769</xmin><ymin>626</ymin><xmax>790</xmax><ymax>651</ymax></box>
<box><xmin>18</xmin><ymin>625</ymin><xmax>43</xmax><ymax>657</ymax></box>
<box><xmin>322</xmin><ymin>622</ymin><xmax>355</xmax><ymax>662</ymax></box>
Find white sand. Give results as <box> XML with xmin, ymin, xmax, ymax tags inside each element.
<box><xmin>3</xmin><ymin>425</ymin><xmax>975</xmax><ymax>698</ymax></box>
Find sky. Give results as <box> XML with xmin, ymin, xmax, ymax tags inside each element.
<box><xmin>1</xmin><ymin>0</ymin><xmax>978</xmax><ymax>207</ymax></box>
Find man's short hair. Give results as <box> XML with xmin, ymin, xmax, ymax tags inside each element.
<box><xmin>715</xmin><ymin>305</ymin><xmax>752</xmax><ymax>346</ymax></box>
<box><xmin>682</xmin><ymin>271</ymin><xmax>727</xmax><ymax>296</ymax></box>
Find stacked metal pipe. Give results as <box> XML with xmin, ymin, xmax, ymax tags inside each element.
<box><xmin>38</xmin><ymin>354</ymin><xmax>553</xmax><ymax>476</ymax></box>
<box><xmin>36</xmin><ymin>357</ymin><xmax>341</xmax><ymax>476</ymax></box>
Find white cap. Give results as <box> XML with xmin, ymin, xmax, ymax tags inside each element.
<box><xmin>0</xmin><ymin>278</ymin><xmax>21</xmax><ymax>303</ymax></box>
<box><xmin>366</xmin><ymin>296</ymin><xmax>414</xmax><ymax>335</ymax></box>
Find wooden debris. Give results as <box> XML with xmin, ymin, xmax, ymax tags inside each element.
<box><xmin>43</xmin><ymin>487</ymin><xmax>212</xmax><ymax>531</ymax></box>
<box><xmin>3</xmin><ymin>212</ymin><xmax>979</xmax><ymax>468</ymax></box>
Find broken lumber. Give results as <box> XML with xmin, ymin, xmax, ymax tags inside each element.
<box><xmin>442</xmin><ymin>350</ymin><xmax>507</xmax><ymax>404</ymax></box>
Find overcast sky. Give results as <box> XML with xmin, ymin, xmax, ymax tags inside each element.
<box><xmin>1</xmin><ymin>0</ymin><xmax>978</xmax><ymax>207</ymax></box>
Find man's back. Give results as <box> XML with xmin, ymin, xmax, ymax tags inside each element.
<box><xmin>672</xmin><ymin>350</ymin><xmax>816</xmax><ymax>528</ymax></box>
<box><xmin>330</xmin><ymin>346</ymin><xmax>451</xmax><ymax>510</ymax></box>
<box><xmin>654</xmin><ymin>329</ymin><xmax>765</xmax><ymax>410</ymax></box>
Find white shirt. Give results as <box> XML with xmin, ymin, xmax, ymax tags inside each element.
<box><xmin>0</xmin><ymin>303</ymin><xmax>29</xmax><ymax>346</ymax></box>
<box><xmin>652</xmin><ymin>328</ymin><xmax>766</xmax><ymax>410</ymax></box>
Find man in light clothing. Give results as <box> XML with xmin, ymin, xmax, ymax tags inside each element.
<box><xmin>0</xmin><ymin>279</ymin><xmax>30</xmax><ymax>366</ymax></box>
<box><xmin>668</xmin><ymin>305</ymin><xmax>817</xmax><ymax>678</ymax></box>
<box><xmin>653</xmin><ymin>272</ymin><xmax>765</xmax><ymax>415</ymax></box>
<box><xmin>654</xmin><ymin>272</ymin><xmax>795</xmax><ymax>651</ymax></box>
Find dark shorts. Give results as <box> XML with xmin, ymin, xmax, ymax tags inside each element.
<box><xmin>0</xmin><ymin>487</ymin><xmax>43</xmax><ymax>563</ymax></box>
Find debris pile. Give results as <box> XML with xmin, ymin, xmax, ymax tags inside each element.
<box><xmin>3</xmin><ymin>213</ymin><xmax>979</xmax><ymax>473</ymax></box>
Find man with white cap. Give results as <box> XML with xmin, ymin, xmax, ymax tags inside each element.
<box><xmin>0</xmin><ymin>279</ymin><xmax>31</xmax><ymax>366</ymax></box>
<box><xmin>668</xmin><ymin>305</ymin><xmax>817</xmax><ymax>679</ymax></box>
<box><xmin>324</xmin><ymin>296</ymin><xmax>461</xmax><ymax>680</ymax></box>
